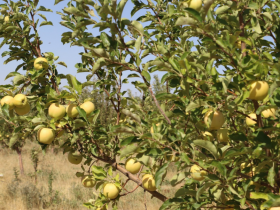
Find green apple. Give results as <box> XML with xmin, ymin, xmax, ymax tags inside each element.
<box><xmin>190</xmin><ymin>164</ymin><xmax>207</xmax><ymax>181</ymax></box>
<box><xmin>1</xmin><ymin>96</ymin><xmax>14</xmax><ymax>110</ymax></box>
<box><xmin>217</xmin><ymin>128</ymin><xmax>229</xmax><ymax>143</ymax></box>
<box><xmin>81</xmin><ymin>175</ymin><xmax>96</xmax><ymax>188</ymax></box>
<box><xmin>125</xmin><ymin>158</ymin><xmax>142</xmax><ymax>174</ymax></box>
<box><xmin>34</xmin><ymin>57</ymin><xmax>48</xmax><ymax>70</ymax></box>
<box><xmin>66</xmin><ymin>103</ymin><xmax>78</xmax><ymax>118</ymax></box>
<box><xmin>246</xmin><ymin>113</ymin><xmax>257</xmax><ymax>126</ymax></box>
<box><xmin>142</xmin><ymin>174</ymin><xmax>156</xmax><ymax>191</ymax></box>
<box><xmin>68</xmin><ymin>151</ymin><xmax>83</xmax><ymax>164</ymax></box>
<box><xmin>37</xmin><ymin>128</ymin><xmax>55</xmax><ymax>144</ymax></box>
<box><xmin>48</xmin><ymin>103</ymin><xmax>66</xmax><ymax>120</ymax></box>
<box><xmin>13</xmin><ymin>94</ymin><xmax>28</xmax><ymax>108</ymax></box>
<box><xmin>103</xmin><ymin>183</ymin><xmax>120</xmax><ymax>199</ymax></box>
<box><xmin>248</xmin><ymin>81</ymin><xmax>269</xmax><ymax>101</ymax></box>
<box><xmin>204</xmin><ymin>110</ymin><xmax>225</xmax><ymax>130</ymax></box>
<box><xmin>80</xmin><ymin>101</ymin><xmax>95</xmax><ymax>116</ymax></box>
<box><xmin>262</xmin><ymin>108</ymin><xmax>276</xmax><ymax>118</ymax></box>
<box><xmin>14</xmin><ymin>103</ymin><xmax>30</xmax><ymax>116</ymax></box>
<box><xmin>188</xmin><ymin>0</ymin><xmax>202</xmax><ymax>11</ymax></box>
<box><xmin>4</xmin><ymin>16</ymin><xmax>9</xmax><ymax>22</ymax></box>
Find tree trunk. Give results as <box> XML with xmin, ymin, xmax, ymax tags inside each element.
<box><xmin>16</xmin><ymin>148</ymin><xmax>24</xmax><ymax>175</ymax></box>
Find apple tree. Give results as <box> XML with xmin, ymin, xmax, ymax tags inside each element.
<box><xmin>1</xmin><ymin>0</ymin><xmax>280</xmax><ymax>209</ymax></box>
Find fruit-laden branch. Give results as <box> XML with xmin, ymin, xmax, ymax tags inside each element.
<box><xmin>234</xmin><ymin>110</ymin><xmax>257</xmax><ymax>122</ymax></box>
<box><xmin>91</xmin><ymin>154</ymin><xmax>168</xmax><ymax>202</ymax></box>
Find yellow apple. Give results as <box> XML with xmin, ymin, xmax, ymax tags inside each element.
<box><xmin>103</xmin><ymin>183</ymin><xmax>120</xmax><ymax>199</ymax></box>
<box><xmin>142</xmin><ymin>174</ymin><xmax>156</xmax><ymax>191</ymax></box>
<box><xmin>48</xmin><ymin>103</ymin><xmax>66</xmax><ymax>120</ymax></box>
<box><xmin>164</xmin><ymin>154</ymin><xmax>180</xmax><ymax>162</ymax></box>
<box><xmin>34</xmin><ymin>57</ymin><xmax>48</xmax><ymax>70</ymax></box>
<box><xmin>248</xmin><ymin>81</ymin><xmax>269</xmax><ymax>101</ymax></box>
<box><xmin>68</xmin><ymin>151</ymin><xmax>83</xmax><ymax>164</ymax></box>
<box><xmin>190</xmin><ymin>165</ymin><xmax>207</xmax><ymax>181</ymax></box>
<box><xmin>204</xmin><ymin>110</ymin><xmax>225</xmax><ymax>130</ymax></box>
<box><xmin>269</xmin><ymin>207</ymin><xmax>280</xmax><ymax>210</ymax></box>
<box><xmin>246</xmin><ymin>113</ymin><xmax>257</xmax><ymax>126</ymax></box>
<box><xmin>240</xmin><ymin>162</ymin><xmax>255</xmax><ymax>177</ymax></box>
<box><xmin>80</xmin><ymin>101</ymin><xmax>95</xmax><ymax>116</ymax></box>
<box><xmin>81</xmin><ymin>175</ymin><xmax>96</xmax><ymax>188</ymax></box>
<box><xmin>37</xmin><ymin>128</ymin><xmax>55</xmax><ymax>144</ymax></box>
<box><xmin>217</xmin><ymin>128</ymin><xmax>229</xmax><ymax>143</ymax></box>
<box><xmin>66</xmin><ymin>103</ymin><xmax>79</xmax><ymax>118</ymax></box>
<box><xmin>202</xmin><ymin>131</ymin><xmax>214</xmax><ymax>141</ymax></box>
<box><xmin>14</xmin><ymin>103</ymin><xmax>30</xmax><ymax>116</ymax></box>
<box><xmin>13</xmin><ymin>94</ymin><xmax>28</xmax><ymax>108</ymax></box>
<box><xmin>125</xmin><ymin>158</ymin><xmax>142</xmax><ymax>174</ymax></box>
<box><xmin>4</xmin><ymin>16</ymin><xmax>9</xmax><ymax>22</ymax></box>
<box><xmin>262</xmin><ymin>108</ymin><xmax>276</xmax><ymax>118</ymax></box>
<box><xmin>151</xmin><ymin>123</ymin><xmax>160</xmax><ymax>134</ymax></box>
<box><xmin>1</xmin><ymin>96</ymin><xmax>14</xmax><ymax>110</ymax></box>
<box><xmin>188</xmin><ymin>0</ymin><xmax>202</xmax><ymax>11</ymax></box>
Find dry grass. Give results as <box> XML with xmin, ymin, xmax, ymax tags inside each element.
<box><xmin>0</xmin><ymin>141</ymin><xmax>179</xmax><ymax>210</ymax></box>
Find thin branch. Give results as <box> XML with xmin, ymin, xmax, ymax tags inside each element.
<box><xmin>235</xmin><ymin>110</ymin><xmax>257</xmax><ymax>122</ymax></box>
<box><xmin>148</xmin><ymin>86</ymin><xmax>171</xmax><ymax>124</ymax></box>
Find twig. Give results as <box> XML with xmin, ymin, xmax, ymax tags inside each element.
<box><xmin>148</xmin><ymin>86</ymin><xmax>171</xmax><ymax>124</ymax></box>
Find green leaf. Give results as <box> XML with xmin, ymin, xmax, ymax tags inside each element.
<box><xmin>13</xmin><ymin>75</ymin><xmax>25</xmax><ymax>85</ymax></box>
<box><xmin>141</xmin><ymin>70</ymin><xmax>151</xmax><ymax>82</ymax></box>
<box><xmin>39</xmin><ymin>21</ymin><xmax>53</xmax><ymax>27</ymax></box>
<box><xmin>100</xmin><ymin>32</ymin><xmax>110</xmax><ymax>47</ymax></box>
<box><xmin>117</xmin><ymin>0</ymin><xmax>128</xmax><ymax>19</ymax></box>
<box><xmin>55</xmin><ymin>0</ymin><xmax>65</xmax><ymax>5</ymax></box>
<box><xmin>9</xmin><ymin>134</ymin><xmax>19</xmax><ymax>148</ymax></box>
<box><xmin>76</xmin><ymin>106</ymin><xmax>88</xmax><ymax>122</ymax></box>
<box><xmin>120</xmin><ymin>136</ymin><xmax>138</xmax><ymax>146</ymax></box>
<box><xmin>135</xmin><ymin>36</ymin><xmax>141</xmax><ymax>52</ymax></box>
<box><xmin>196</xmin><ymin>182</ymin><xmax>216</xmax><ymax>201</ymax></box>
<box><xmin>57</xmin><ymin>61</ymin><xmax>67</xmax><ymax>68</ymax></box>
<box><xmin>215</xmin><ymin>5</ymin><xmax>230</xmax><ymax>15</ymax></box>
<box><xmin>1</xmin><ymin>104</ymin><xmax>10</xmax><ymax>118</ymax></box>
<box><xmin>91</xmin><ymin>165</ymin><xmax>107</xmax><ymax>180</ymax></box>
<box><xmin>66</xmin><ymin>74</ymin><xmax>82</xmax><ymax>94</ymax></box>
<box><xmin>175</xmin><ymin>16</ymin><xmax>196</xmax><ymax>26</ymax></box>
<box><xmin>155</xmin><ymin>163</ymin><xmax>169</xmax><ymax>189</ymax></box>
<box><xmin>211</xmin><ymin>160</ymin><xmax>227</xmax><ymax>177</ymax></box>
<box><xmin>5</xmin><ymin>72</ymin><xmax>21</xmax><ymax>80</ymax></box>
<box><xmin>120</xmin><ymin>144</ymin><xmax>138</xmax><ymax>158</ymax></box>
<box><xmin>37</xmin><ymin>6</ymin><xmax>52</xmax><ymax>12</ymax></box>
<box><xmin>185</xmin><ymin>99</ymin><xmax>208</xmax><ymax>112</ymax></box>
<box><xmin>250</xmin><ymin>192</ymin><xmax>269</xmax><ymax>200</ymax></box>
<box><xmin>91</xmin><ymin>48</ymin><xmax>109</xmax><ymax>58</ymax></box>
<box><xmin>121</xmin><ymin>109</ymin><xmax>141</xmax><ymax>123</ymax></box>
<box><xmin>267</xmin><ymin>163</ymin><xmax>275</xmax><ymax>187</ymax></box>
<box><xmin>63</xmin><ymin>7</ymin><xmax>89</xmax><ymax>18</ymax></box>
<box><xmin>38</xmin><ymin>14</ymin><xmax>47</xmax><ymax>21</ymax></box>
<box><xmin>131</xmin><ymin>20</ymin><xmax>144</xmax><ymax>35</ymax></box>
<box><xmin>193</xmin><ymin>140</ymin><xmax>219</xmax><ymax>159</ymax></box>
<box><xmin>184</xmin><ymin>8</ymin><xmax>202</xmax><ymax>23</ymax></box>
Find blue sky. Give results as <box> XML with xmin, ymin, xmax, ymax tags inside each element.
<box><xmin>0</xmin><ymin>0</ymin><xmax>183</xmax><ymax>96</ymax></box>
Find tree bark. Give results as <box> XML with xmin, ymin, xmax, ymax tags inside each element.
<box><xmin>16</xmin><ymin>148</ymin><xmax>24</xmax><ymax>175</ymax></box>
<box><xmin>93</xmin><ymin>155</ymin><xmax>168</xmax><ymax>202</ymax></box>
